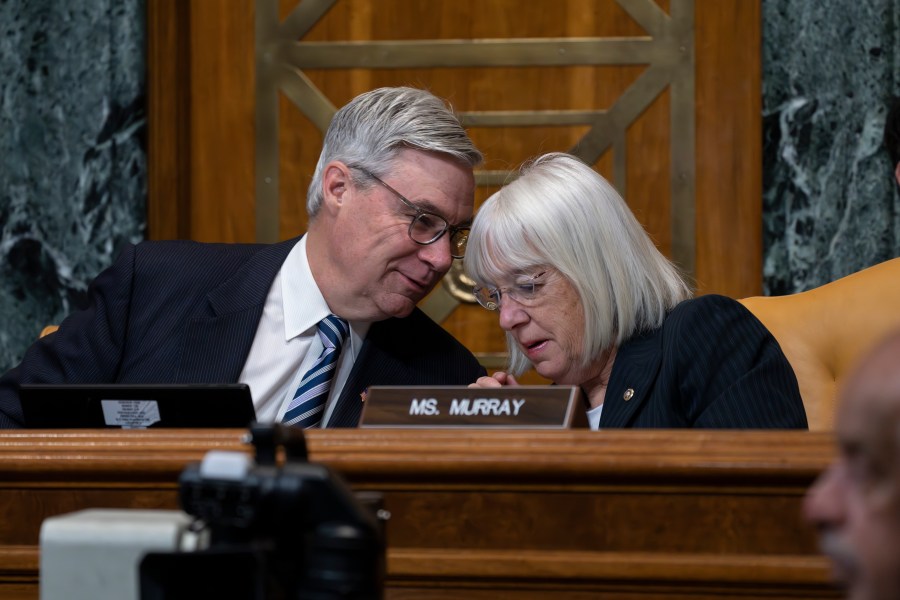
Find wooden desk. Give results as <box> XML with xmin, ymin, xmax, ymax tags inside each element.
<box><xmin>0</xmin><ymin>430</ymin><xmax>839</xmax><ymax>599</ymax></box>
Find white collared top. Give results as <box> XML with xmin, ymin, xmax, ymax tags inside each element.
<box><xmin>239</xmin><ymin>235</ymin><xmax>369</xmax><ymax>425</ymax></box>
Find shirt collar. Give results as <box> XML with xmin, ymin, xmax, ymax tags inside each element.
<box><xmin>281</xmin><ymin>235</ymin><xmax>371</xmax><ymax>344</ymax></box>
<box><xmin>282</xmin><ymin>235</ymin><xmax>331</xmax><ymax>340</ymax></box>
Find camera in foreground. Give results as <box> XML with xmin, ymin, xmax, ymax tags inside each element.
<box><xmin>40</xmin><ymin>423</ymin><xmax>387</xmax><ymax>600</ymax></box>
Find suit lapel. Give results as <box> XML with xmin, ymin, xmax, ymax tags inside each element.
<box><xmin>176</xmin><ymin>238</ymin><xmax>299</xmax><ymax>383</ymax></box>
<box><xmin>327</xmin><ymin>319</ymin><xmax>410</xmax><ymax>427</ymax></box>
<box><xmin>599</xmin><ymin>328</ymin><xmax>663</xmax><ymax>428</ymax></box>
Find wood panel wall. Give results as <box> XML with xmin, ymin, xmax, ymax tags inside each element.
<box><xmin>147</xmin><ymin>0</ymin><xmax>763</xmax><ymax>374</ymax></box>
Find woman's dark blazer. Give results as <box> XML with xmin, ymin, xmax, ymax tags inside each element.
<box><xmin>598</xmin><ymin>294</ymin><xmax>808</xmax><ymax>429</ymax></box>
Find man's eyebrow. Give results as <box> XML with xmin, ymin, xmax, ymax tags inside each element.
<box><xmin>406</xmin><ymin>198</ymin><xmax>472</xmax><ymax>228</ymax></box>
<box><xmin>406</xmin><ymin>198</ymin><xmax>443</xmax><ymax>214</ymax></box>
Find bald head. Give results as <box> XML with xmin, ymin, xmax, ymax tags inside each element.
<box><xmin>846</xmin><ymin>330</ymin><xmax>900</xmax><ymax>394</ymax></box>
<box><xmin>840</xmin><ymin>332</ymin><xmax>900</xmax><ymax>465</ymax></box>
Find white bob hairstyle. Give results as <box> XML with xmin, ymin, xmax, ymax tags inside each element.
<box><xmin>465</xmin><ymin>152</ymin><xmax>692</xmax><ymax>376</ymax></box>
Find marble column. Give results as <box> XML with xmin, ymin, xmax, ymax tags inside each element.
<box><xmin>0</xmin><ymin>0</ymin><xmax>146</xmax><ymax>370</ymax></box>
<box><xmin>762</xmin><ymin>0</ymin><xmax>900</xmax><ymax>294</ymax></box>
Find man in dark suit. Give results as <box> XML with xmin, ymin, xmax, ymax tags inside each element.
<box><xmin>0</xmin><ymin>86</ymin><xmax>486</xmax><ymax>429</ymax></box>
<box><xmin>804</xmin><ymin>330</ymin><xmax>900</xmax><ymax>600</ymax></box>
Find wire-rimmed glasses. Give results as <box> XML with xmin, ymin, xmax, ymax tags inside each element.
<box><xmin>473</xmin><ymin>271</ymin><xmax>548</xmax><ymax>311</ymax></box>
<box><xmin>355</xmin><ymin>167</ymin><xmax>470</xmax><ymax>259</ymax></box>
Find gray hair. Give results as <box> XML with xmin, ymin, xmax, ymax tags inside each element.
<box><xmin>306</xmin><ymin>87</ymin><xmax>483</xmax><ymax>217</ymax></box>
<box><xmin>465</xmin><ymin>152</ymin><xmax>692</xmax><ymax>376</ymax></box>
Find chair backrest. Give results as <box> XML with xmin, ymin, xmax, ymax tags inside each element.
<box><xmin>739</xmin><ymin>258</ymin><xmax>900</xmax><ymax>431</ymax></box>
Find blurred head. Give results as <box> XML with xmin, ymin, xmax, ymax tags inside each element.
<box><xmin>306</xmin><ymin>87</ymin><xmax>482</xmax><ymax>321</ymax></box>
<box><xmin>803</xmin><ymin>331</ymin><xmax>900</xmax><ymax>600</ymax></box>
<box><xmin>465</xmin><ymin>152</ymin><xmax>690</xmax><ymax>380</ymax></box>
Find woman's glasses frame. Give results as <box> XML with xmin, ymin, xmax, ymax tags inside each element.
<box><xmin>473</xmin><ymin>271</ymin><xmax>548</xmax><ymax>311</ymax></box>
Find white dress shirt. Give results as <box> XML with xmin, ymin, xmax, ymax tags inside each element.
<box><xmin>238</xmin><ymin>235</ymin><xmax>369</xmax><ymax>425</ymax></box>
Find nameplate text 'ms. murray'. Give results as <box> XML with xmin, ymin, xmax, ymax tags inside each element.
<box><xmin>359</xmin><ymin>386</ymin><xmax>587</xmax><ymax>429</ymax></box>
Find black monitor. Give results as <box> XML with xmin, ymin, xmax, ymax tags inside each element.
<box><xmin>20</xmin><ymin>383</ymin><xmax>256</xmax><ymax>429</ymax></box>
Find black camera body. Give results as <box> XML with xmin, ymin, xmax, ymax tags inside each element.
<box><xmin>140</xmin><ymin>424</ymin><xmax>386</xmax><ymax>600</ymax></box>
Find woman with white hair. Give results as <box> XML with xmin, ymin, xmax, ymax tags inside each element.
<box><xmin>466</xmin><ymin>152</ymin><xmax>807</xmax><ymax>430</ymax></box>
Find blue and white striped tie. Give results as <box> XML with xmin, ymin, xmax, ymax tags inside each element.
<box><xmin>282</xmin><ymin>315</ymin><xmax>349</xmax><ymax>428</ymax></box>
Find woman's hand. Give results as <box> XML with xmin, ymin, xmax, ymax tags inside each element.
<box><xmin>468</xmin><ymin>371</ymin><xmax>521</xmax><ymax>388</ymax></box>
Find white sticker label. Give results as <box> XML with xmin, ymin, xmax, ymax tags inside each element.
<box><xmin>100</xmin><ymin>399</ymin><xmax>161</xmax><ymax>429</ymax></box>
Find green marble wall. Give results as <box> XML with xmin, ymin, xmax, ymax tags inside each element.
<box><xmin>762</xmin><ymin>0</ymin><xmax>900</xmax><ymax>294</ymax></box>
<box><xmin>0</xmin><ymin>0</ymin><xmax>146</xmax><ymax>370</ymax></box>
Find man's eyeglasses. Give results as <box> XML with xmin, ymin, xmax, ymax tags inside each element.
<box><xmin>473</xmin><ymin>271</ymin><xmax>548</xmax><ymax>311</ymax></box>
<box><xmin>356</xmin><ymin>168</ymin><xmax>470</xmax><ymax>259</ymax></box>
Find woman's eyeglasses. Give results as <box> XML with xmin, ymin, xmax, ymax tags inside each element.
<box><xmin>473</xmin><ymin>271</ymin><xmax>547</xmax><ymax>311</ymax></box>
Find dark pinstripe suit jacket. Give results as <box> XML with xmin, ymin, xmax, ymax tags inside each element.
<box><xmin>0</xmin><ymin>238</ymin><xmax>486</xmax><ymax>429</ymax></box>
<box><xmin>599</xmin><ymin>294</ymin><xmax>808</xmax><ymax>429</ymax></box>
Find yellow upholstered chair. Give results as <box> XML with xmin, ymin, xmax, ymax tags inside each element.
<box><xmin>739</xmin><ymin>257</ymin><xmax>900</xmax><ymax>431</ymax></box>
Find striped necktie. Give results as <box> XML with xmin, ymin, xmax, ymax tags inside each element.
<box><xmin>282</xmin><ymin>315</ymin><xmax>350</xmax><ymax>428</ymax></box>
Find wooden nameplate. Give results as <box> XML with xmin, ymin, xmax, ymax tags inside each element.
<box><xmin>359</xmin><ymin>385</ymin><xmax>588</xmax><ymax>429</ymax></box>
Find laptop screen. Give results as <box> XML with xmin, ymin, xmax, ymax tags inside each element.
<box><xmin>20</xmin><ymin>383</ymin><xmax>256</xmax><ymax>429</ymax></box>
